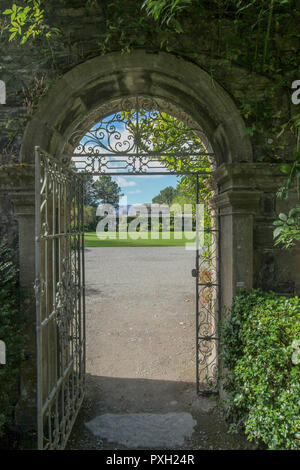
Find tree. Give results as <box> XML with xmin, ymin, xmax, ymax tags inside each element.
<box><xmin>83</xmin><ymin>205</ymin><xmax>97</xmax><ymax>231</ymax></box>
<box><xmin>122</xmin><ymin>107</ymin><xmax>212</xmax><ymax>200</ymax></box>
<box><xmin>171</xmin><ymin>191</ymin><xmax>193</xmax><ymax>207</ymax></box>
<box><xmin>82</xmin><ymin>173</ymin><xmax>123</xmax><ymax>208</ymax></box>
<box><xmin>152</xmin><ymin>186</ymin><xmax>178</xmax><ymax>204</ymax></box>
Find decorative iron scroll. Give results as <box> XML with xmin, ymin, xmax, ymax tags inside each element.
<box><xmin>35</xmin><ymin>148</ymin><xmax>85</xmax><ymax>450</ymax></box>
<box><xmin>196</xmin><ymin>202</ymin><xmax>219</xmax><ymax>393</ymax></box>
<box><xmin>68</xmin><ymin>96</ymin><xmax>214</xmax><ymax>175</ymax></box>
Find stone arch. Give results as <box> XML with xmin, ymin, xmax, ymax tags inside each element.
<box><xmin>21</xmin><ymin>50</ymin><xmax>253</xmax><ymax>165</ymax></box>
<box><xmin>13</xmin><ymin>51</ymin><xmax>262</xmax><ymax>427</ymax></box>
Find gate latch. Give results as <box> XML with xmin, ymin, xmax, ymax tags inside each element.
<box><xmin>191</xmin><ymin>269</ymin><xmax>198</xmax><ymax>278</ymax></box>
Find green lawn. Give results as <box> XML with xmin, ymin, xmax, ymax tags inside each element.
<box><xmin>84</xmin><ymin>231</ymin><xmax>197</xmax><ymax>247</ymax></box>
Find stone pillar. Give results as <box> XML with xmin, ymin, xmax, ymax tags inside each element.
<box><xmin>213</xmin><ymin>162</ymin><xmax>300</xmax><ymax>298</ymax></box>
<box><xmin>214</xmin><ymin>190</ymin><xmax>262</xmax><ymax>309</ymax></box>
<box><xmin>0</xmin><ymin>165</ymin><xmax>37</xmax><ymax>431</ymax></box>
<box><xmin>213</xmin><ymin>164</ymin><xmax>262</xmax><ymax>399</ymax></box>
<box><xmin>9</xmin><ymin>191</ymin><xmax>37</xmax><ymax>430</ymax></box>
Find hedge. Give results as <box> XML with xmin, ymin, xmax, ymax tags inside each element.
<box><xmin>220</xmin><ymin>289</ymin><xmax>300</xmax><ymax>450</ymax></box>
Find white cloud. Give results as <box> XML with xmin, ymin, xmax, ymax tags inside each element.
<box><xmin>127</xmin><ymin>189</ymin><xmax>142</xmax><ymax>194</ymax></box>
<box><xmin>115</xmin><ymin>176</ymin><xmax>136</xmax><ymax>187</ymax></box>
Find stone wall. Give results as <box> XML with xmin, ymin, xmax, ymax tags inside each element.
<box><xmin>0</xmin><ymin>2</ymin><xmax>297</xmax><ymax>258</ymax></box>
<box><xmin>214</xmin><ymin>163</ymin><xmax>300</xmax><ymax>299</ymax></box>
<box><xmin>0</xmin><ymin>1</ymin><xmax>297</xmax><ymax>166</ymax></box>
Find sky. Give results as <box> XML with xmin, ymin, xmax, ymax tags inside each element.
<box><xmin>114</xmin><ymin>174</ymin><xmax>179</xmax><ymax>205</ymax></box>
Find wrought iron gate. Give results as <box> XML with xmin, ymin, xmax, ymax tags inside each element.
<box><xmin>35</xmin><ymin>147</ymin><xmax>85</xmax><ymax>450</ymax></box>
<box><xmin>67</xmin><ymin>94</ymin><xmax>220</xmax><ymax>393</ymax></box>
<box><xmin>193</xmin><ymin>177</ymin><xmax>219</xmax><ymax>394</ymax></box>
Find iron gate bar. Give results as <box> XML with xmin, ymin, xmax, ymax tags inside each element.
<box><xmin>195</xmin><ymin>174</ymin><xmax>200</xmax><ymax>394</ymax></box>
<box><xmin>65</xmin><ymin>153</ymin><xmax>215</xmax><ymax>157</ymax></box>
<box><xmin>73</xmin><ymin>172</ymin><xmax>212</xmax><ymax>176</ymax></box>
<box><xmin>198</xmin><ymin>283</ymin><xmax>219</xmax><ymax>286</ymax></box>
<box><xmin>200</xmin><ymin>336</ymin><xmax>218</xmax><ymax>341</ymax></box>
<box><xmin>35</xmin><ymin>146</ymin><xmax>42</xmax><ymax>450</ymax></box>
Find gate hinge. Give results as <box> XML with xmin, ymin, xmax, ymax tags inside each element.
<box><xmin>191</xmin><ymin>269</ymin><xmax>198</xmax><ymax>278</ymax></box>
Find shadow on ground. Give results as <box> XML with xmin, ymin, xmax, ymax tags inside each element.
<box><xmin>66</xmin><ymin>374</ymin><xmax>258</xmax><ymax>450</ymax></box>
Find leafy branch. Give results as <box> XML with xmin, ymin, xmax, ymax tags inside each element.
<box><xmin>273</xmin><ymin>207</ymin><xmax>300</xmax><ymax>248</ymax></box>
<box><xmin>2</xmin><ymin>0</ymin><xmax>60</xmax><ymax>44</ymax></box>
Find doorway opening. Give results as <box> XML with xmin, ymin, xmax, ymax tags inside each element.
<box><xmin>34</xmin><ymin>95</ymin><xmax>219</xmax><ymax>449</ymax></box>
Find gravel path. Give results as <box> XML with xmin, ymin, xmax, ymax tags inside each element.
<box><xmin>67</xmin><ymin>247</ymin><xmax>255</xmax><ymax>450</ymax></box>
<box><xmin>84</xmin><ymin>246</ymin><xmax>196</xmax><ymax>382</ymax></box>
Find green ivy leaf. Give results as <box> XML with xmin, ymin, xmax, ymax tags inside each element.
<box><xmin>280</xmin><ymin>164</ymin><xmax>292</xmax><ymax>174</ymax></box>
<box><xmin>278</xmin><ymin>213</ymin><xmax>288</xmax><ymax>221</ymax></box>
